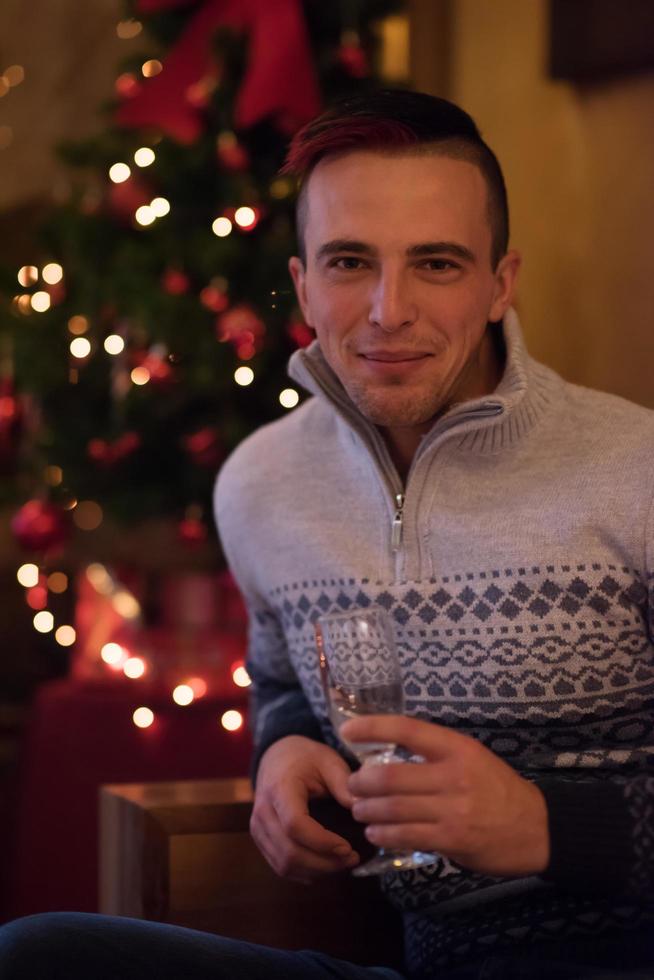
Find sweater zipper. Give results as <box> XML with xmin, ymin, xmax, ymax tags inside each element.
<box><xmin>391</xmin><ymin>493</ymin><xmax>405</xmax><ymax>552</ymax></box>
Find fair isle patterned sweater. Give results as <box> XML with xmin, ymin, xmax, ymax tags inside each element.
<box><xmin>214</xmin><ymin>309</ymin><xmax>654</xmax><ymax>975</ymax></box>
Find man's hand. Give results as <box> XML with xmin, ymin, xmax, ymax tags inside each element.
<box><xmin>342</xmin><ymin>715</ymin><xmax>550</xmax><ymax>878</ymax></box>
<box><xmin>251</xmin><ymin>735</ymin><xmax>360</xmax><ymax>882</ymax></box>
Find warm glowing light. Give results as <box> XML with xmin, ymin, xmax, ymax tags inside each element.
<box><xmin>68</xmin><ymin>315</ymin><xmax>89</xmax><ymax>335</ymax></box>
<box><xmin>221</xmin><ymin>709</ymin><xmax>243</xmax><ymax>732</ymax></box>
<box><xmin>104</xmin><ymin>334</ymin><xmax>125</xmax><ymax>355</ymax></box>
<box><xmin>42</xmin><ymin>262</ymin><xmax>63</xmax><ymax>284</ymax></box>
<box><xmin>17</xmin><ymin>265</ymin><xmax>38</xmax><ymax>287</ymax></box>
<box><xmin>112</xmin><ymin>590</ymin><xmax>140</xmax><ymax>619</ymax></box>
<box><xmin>135</xmin><ymin>205</ymin><xmax>155</xmax><ymax>226</ymax></box>
<box><xmin>116</xmin><ymin>19</ymin><xmax>143</xmax><ymax>40</ymax></box>
<box><xmin>62</xmin><ymin>496</ymin><xmax>78</xmax><ymax>511</ymax></box>
<box><xmin>109</xmin><ymin>162</ymin><xmax>131</xmax><ymax>184</ymax></box>
<box><xmin>188</xmin><ymin>677</ymin><xmax>208</xmax><ymax>698</ymax></box>
<box><xmin>172</xmin><ymin>684</ymin><xmax>194</xmax><ymax>706</ymax></box>
<box><xmin>234</xmin><ymin>366</ymin><xmax>254</xmax><ymax>386</ymax></box>
<box><xmin>87</xmin><ymin>563</ymin><xmax>113</xmax><ymax>594</ymax></box>
<box><xmin>44</xmin><ymin>465</ymin><xmax>63</xmax><ymax>486</ymax></box>
<box><xmin>30</xmin><ymin>291</ymin><xmax>51</xmax><ymax>312</ymax></box>
<box><xmin>269</xmin><ymin>177</ymin><xmax>293</xmax><ymax>199</ymax></box>
<box><xmin>33</xmin><ymin>611</ymin><xmax>54</xmax><ymax>633</ymax></box>
<box><xmin>16</xmin><ymin>295</ymin><xmax>32</xmax><ymax>314</ymax></box>
<box><xmin>73</xmin><ymin>500</ymin><xmax>103</xmax><ymax>531</ymax></box>
<box><xmin>279</xmin><ymin>388</ymin><xmax>299</xmax><ymax>409</ymax></box>
<box><xmin>55</xmin><ymin>625</ymin><xmax>76</xmax><ymax>647</ymax></box>
<box><xmin>232</xmin><ymin>664</ymin><xmax>251</xmax><ymax>688</ymax></box>
<box><xmin>70</xmin><ymin>337</ymin><xmax>91</xmax><ymax>359</ymax></box>
<box><xmin>134</xmin><ymin>146</ymin><xmax>155</xmax><ymax>167</ymax></box>
<box><xmin>142</xmin><ymin>59</ymin><xmax>163</xmax><ymax>78</ymax></box>
<box><xmin>4</xmin><ymin>65</ymin><xmax>25</xmax><ymax>87</ymax></box>
<box><xmin>17</xmin><ymin>563</ymin><xmax>39</xmax><ymax>588</ymax></box>
<box><xmin>133</xmin><ymin>707</ymin><xmax>154</xmax><ymax>728</ymax></box>
<box><xmin>234</xmin><ymin>206</ymin><xmax>256</xmax><ymax>228</ymax></box>
<box><xmin>101</xmin><ymin>642</ymin><xmax>127</xmax><ymax>666</ymax></box>
<box><xmin>124</xmin><ymin>657</ymin><xmax>146</xmax><ymax>679</ymax></box>
<box><xmin>47</xmin><ymin>572</ymin><xmax>68</xmax><ymax>593</ymax></box>
<box><xmin>212</xmin><ymin>216</ymin><xmax>232</xmax><ymax>237</ymax></box>
<box><xmin>131</xmin><ymin>366</ymin><xmax>150</xmax><ymax>385</ymax></box>
<box><xmin>150</xmin><ymin>197</ymin><xmax>170</xmax><ymax>217</ymax></box>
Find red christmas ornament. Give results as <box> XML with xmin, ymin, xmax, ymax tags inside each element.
<box><xmin>132</xmin><ymin>348</ymin><xmax>175</xmax><ymax>386</ymax></box>
<box><xmin>108</xmin><ymin>175</ymin><xmax>154</xmax><ymax>223</ymax></box>
<box><xmin>162</xmin><ymin>268</ymin><xmax>190</xmax><ymax>295</ymax></box>
<box><xmin>287</xmin><ymin>320</ymin><xmax>314</xmax><ymax>349</ymax></box>
<box><xmin>200</xmin><ymin>285</ymin><xmax>229</xmax><ymax>313</ymax></box>
<box><xmin>337</xmin><ymin>42</ymin><xmax>369</xmax><ymax>78</ymax></box>
<box><xmin>216</xmin><ymin>304</ymin><xmax>265</xmax><ymax>359</ymax></box>
<box><xmin>177</xmin><ymin>516</ymin><xmax>208</xmax><ymax>547</ymax></box>
<box><xmin>181</xmin><ymin>427</ymin><xmax>223</xmax><ymax>468</ymax></box>
<box><xmin>88</xmin><ymin>432</ymin><xmax>141</xmax><ymax>467</ymax></box>
<box><xmin>11</xmin><ymin>500</ymin><xmax>70</xmax><ymax>553</ymax></box>
<box><xmin>0</xmin><ymin>379</ymin><xmax>22</xmax><ymax>473</ymax></box>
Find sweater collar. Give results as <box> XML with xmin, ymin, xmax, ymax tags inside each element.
<box><xmin>288</xmin><ymin>308</ymin><xmax>561</xmax><ymax>454</ymax></box>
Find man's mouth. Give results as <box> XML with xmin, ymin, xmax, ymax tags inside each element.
<box><xmin>359</xmin><ymin>351</ymin><xmax>432</xmax><ymax>362</ymax></box>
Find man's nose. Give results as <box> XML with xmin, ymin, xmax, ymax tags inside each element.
<box><xmin>367</xmin><ymin>270</ymin><xmax>417</xmax><ymax>333</ymax></box>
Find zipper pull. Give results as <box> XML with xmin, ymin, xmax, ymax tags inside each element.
<box><xmin>391</xmin><ymin>493</ymin><xmax>405</xmax><ymax>552</ymax></box>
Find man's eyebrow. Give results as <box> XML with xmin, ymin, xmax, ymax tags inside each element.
<box><xmin>314</xmin><ymin>240</ymin><xmax>476</xmax><ymax>264</ymax></box>
<box><xmin>407</xmin><ymin>242</ymin><xmax>476</xmax><ymax>263</ymax></box>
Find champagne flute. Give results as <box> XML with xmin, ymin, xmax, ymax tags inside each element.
<box><xmin>316</xmin><ymin>606</ymin><xmax>439</xmax><ymax>876</ymax></box>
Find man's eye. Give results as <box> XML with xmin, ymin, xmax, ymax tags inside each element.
<box><xmin>330</xmin><ymin>257</ymin><xmax>365</xmax><ymax>270</ymax></box>
<box><xmin>422</xmin><ymin>259</ymin><xmax>459</xmax><ymax>272</ymax></box>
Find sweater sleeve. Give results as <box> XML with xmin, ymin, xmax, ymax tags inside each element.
<box><xmin>213</xmin><ymin>462</ymin><xmax>324</xmax><ymax>781</ymax></box>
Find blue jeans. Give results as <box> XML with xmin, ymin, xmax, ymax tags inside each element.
<box><xmin>0</xmin><ymin>913</ymin><xmax>652</xmax><ymax>979</ymax></box>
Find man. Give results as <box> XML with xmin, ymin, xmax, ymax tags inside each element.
<box><xmin>0</xmin><ymin>90</ymin><xmax>652</xmax><ymax>979</ymax></box>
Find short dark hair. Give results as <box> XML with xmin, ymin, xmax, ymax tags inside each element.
<box><xmin>282</xmin><ymin>89</ymin><xmax>509</xmax><ymax>269</ymax></box>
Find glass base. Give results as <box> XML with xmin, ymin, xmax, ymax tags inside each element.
<box><xmin>352</xmin><ymin>848</ymin><xmax>440</xmax><ymax>876</ymax></box>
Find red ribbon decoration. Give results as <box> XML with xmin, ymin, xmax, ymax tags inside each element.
<box><xmin>115</xmin><ymin>0</ymin><xmax>321</xmax><ymax>142</ymax></box>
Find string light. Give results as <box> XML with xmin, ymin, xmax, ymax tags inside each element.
<box><xmin>73</xmin><ymin>500</ymin><xmax>103</xmax><ymax>531</ymax></box>
<box><xmin>33</xmin><ymin>611</ymin><xmax>54</xmax><ymax>633</ymax></box>
<box><xmin>17</xmin><ymin>563</ymin><xmax>39</xmax><ymax>588</ymax></box>
<box><xmin>112</xmin><ymin>589</ymin><xmax>140</xmax><ymax>619</ymax></box>
<box><xmin>70</xmin><ymin>337</ymin><xmax>91</xmax><ymax>358</ymax></box>
<box><xmin>231</xmin><ymin>662</ymin><xmax>251</xmax><ymax>688</ymax></box>
<box><xmin>4</xmin><ymin>65</ymin><xmax>25</xmax><ymax>87</ymax></box>
<box><xmin>47</xmin><ymin>572</ymin><xmax>68</xmax><ymax>593</ymax></box>
<box><xmin>279</xmin><ymin>388</ymin><xmax>300</xmax><ymax>409</ymax></box>
<box><xmin>123</xmin><ymin>657</ymin><xmax>146</xmax><ymax>679</ymax></box>
<box><xmin>62</xmin><ymin>495</ymin><xmax>78</xmax><ymax>511</ymax></box>
<box><xmin>116</xmin><ymin>19</ymin><xmax>143</xmax><ymax>40</ymax></box>
<box><xmin>68</xmin><ymin>315</ymin><xmax>89</xmax><ymax>334</ymax></box>
<box><xmin>55</xmin><ymin>625</ymin><xmax>76</xmax><ymax>647</ymax></box>
<box><xmin>133</xmin><ymin>707</ymin><xmax>154</xmax><ymax>728</ymax></box>
<box><xmin>135</xmin><ymin>205</ymin><xmax>155</xmax><ymax>226</ymax></box>
<box><xmin>15</xmin><ymin>295</ymin><xmax>31</xmax><ymax>314</ymax></box>
<box><xmin>109</xmin><ymin>163</ymin><xmax>131</xmax><ymax>184</ymax></box>
<box><xmin>104</xmin><ymin>334</ymin><xmax>125</xmax><ymax>355</ymax></box>
<box><xmin>150</xmin><ymin>197</ymin><xmax>170</xmax><ymax>217</ymax></box>
<box><xmin>30</xmin><ymin>291</ymin><xmax>51</xmax><ymax>313</ymax></box>
<box><xmin>131</xmin><ymin>366</ymin><xmax>150</xmax><ymax>385</ymax></box>
<box><xmin>234</xmin><ymin>366</ymin><xmax>254</xmax><ymax>387</ymax></box>
<box><xmin>221</xmin><ymin>709</ymin><xmax>244</xmax><ymax>732</ymax></box>
<box><xmin>134</xmin><ymin>147</ymin><xmax>155</xmax><ymax>167</ymax></box>
<box><xmin>212</xmin><ymin>216</ymin><xmax>232</xmax><ymax>238</ymax></box>
<box><xmin>188</xmin><ymin>677</ymin><xmax>208</xmax><ymax>698</ymax></box>
<box><xmin>87</xmin><ymin>563</ymin><xmax>113</xmax><ymax>594</ymax></box>
<box><xmin>26</xmin><ymin>586</ymin><xmax>48</xmax><ymax>611</ymax></box>
<box><xmin>44</xmin><ymin>465</ymin><xmax>63</xmax><ymax>486</ymax></box>
<box><xmin>17</xmin><ymin>266</ymin><xmax>38</xmax><ymax>287</ymax></box>
<box><xmin>42</xmin><ymin>263</ymin><xmax>63</xmax><ymax>285</ymax></box>
<box><xmin>142</xmin><ymin>60</ymin><xmax>163</xmax><ymax>78</ymax></box>
<box><xmin>101</xmin><ymin>642</ymin><xmax>127</xmax><ymax>666</ymax></box>
<box><xmin>234</xmin><ymin>206</ymin><xmax>257</xmax><ymax>229</ymax></box>
<box><xmin>172</xmin><ymin>684</ymin><xmax>194</xmax><ymax>706</ymax></box>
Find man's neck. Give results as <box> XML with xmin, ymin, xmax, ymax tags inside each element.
<box><xmin>381</xmin><ymin>324</ymin><xmax>505</xmax><ymax>483</ymax></box>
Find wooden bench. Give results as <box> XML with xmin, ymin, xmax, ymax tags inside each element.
<box><xmin>99</xmin><ymin>778</ymin><xmax>404</xmax><ymax>968</ymax></box>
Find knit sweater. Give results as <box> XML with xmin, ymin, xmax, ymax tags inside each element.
<box><xmin>213</xmin><ymin>309</ymin><xmax>654</xmax><ymax>975</ymax></box>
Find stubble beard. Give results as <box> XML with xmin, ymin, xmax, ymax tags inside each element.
<box><xmin>341</xmin><ymin>374</ymin><xmax>450</xmax><ymax>429</ymax></box>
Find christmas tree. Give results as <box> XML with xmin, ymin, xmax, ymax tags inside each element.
<box><xmin>1</xmin><ymin>0</ymin><xmax>405</xmax><ymax>556</ymax></box>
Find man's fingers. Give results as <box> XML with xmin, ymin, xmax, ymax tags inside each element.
<box><xmin>252</xmin><ymin>802</ymin><xmax>358</xmax><ymax>878</ymax></box>
<box><xmin>275</xmin><ymin>795</ymin><xmax>355</xmax><ymax>856</ymax></box>
<box><xmin>352</xmin><ymin>793</ymin><xmax>442</xmax><ymax>826</ymax></box>
<box><xmin>341</xmin><ymin>714</ymin><xmax>461</xmax><ymax>762</ymax></box>
<box><xmin>364</xmin><ymin>821</ymin><xmax>442</xmax><ymax>854</ymax></box>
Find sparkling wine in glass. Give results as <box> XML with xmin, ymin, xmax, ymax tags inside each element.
<box><xmin>316</xmin><ymin>606</ymin><xmax>439</xmax><ymax>876</ymax></box>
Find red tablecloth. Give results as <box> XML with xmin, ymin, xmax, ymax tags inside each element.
<box><xmin>7</xmin><ymin>670</ymin><xmax>252</xmax><ymax>919</ymax></box>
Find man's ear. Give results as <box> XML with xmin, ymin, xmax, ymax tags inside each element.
<box><xmin>488</xmin><ymin>249</ymin><xmax>521</xmax><ymax>322</ymax></box>
<box><xmin>288</xmin><ymin>256</ymin><xmax>311</xmax><ymax>325</ymax></box>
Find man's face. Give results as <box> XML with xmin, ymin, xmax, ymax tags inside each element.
<box><xmin>289</xmin><ymin>151</ymin><xmax>520</xmax><ymax>435</ymax></box>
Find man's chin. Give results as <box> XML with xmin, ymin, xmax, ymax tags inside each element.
<box><xmin>347</xmin><ymin>392</ymin><xmax>442</xmax><ymax>429</ymax></box>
